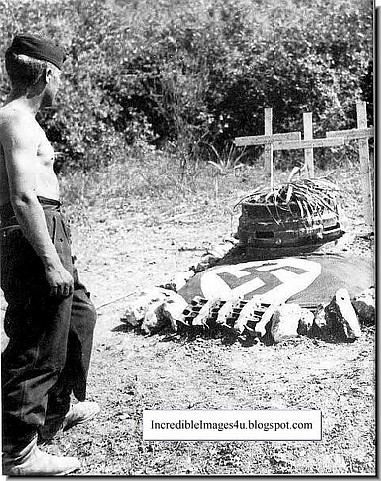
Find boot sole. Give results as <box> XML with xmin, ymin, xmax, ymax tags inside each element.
<box><xmin>3</xmin><ymin>465</ymin><xmax>80</xmax><ymax>476</ymax></box>
<box><xmin>54</xmin><ymin>464</ymin><xmax>80</xmax><ymax>476</ymax></box>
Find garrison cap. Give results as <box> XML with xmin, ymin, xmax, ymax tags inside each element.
<box><xmin>7</xmin><ymin>34</ymin><xmax>65</xmax><ymax>70</ymax></box>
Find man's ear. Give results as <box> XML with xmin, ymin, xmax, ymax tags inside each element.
<box><xmin>30</xmin><ymin>67</ymin><xmax>48</xmax><ymax>93</ymax></box>
<box><xmin>32</xmin><ymin>67</ymin><xmax>49</xmax><ymax>88</ymax></box>
<box><xmin>45</xmin><ymin>66</ymin><xmax>55</xmax><ymax>84</ymax></box>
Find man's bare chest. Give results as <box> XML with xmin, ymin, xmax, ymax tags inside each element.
<box><xmin>36</xmin><ymin>132</ymin><xmax>55</xmax><ymax>168</ymax></box>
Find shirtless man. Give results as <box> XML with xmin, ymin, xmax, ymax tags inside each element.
<box><xmin>1</xmin><ymin>34</ymin><xmax>99</xmax><ymax>476</ymax></box>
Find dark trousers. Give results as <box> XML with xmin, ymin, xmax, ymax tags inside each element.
<box><xmin>0</xmin><ymin>199</ymin><xmax>96</xmax><ymax>447</ymax></box>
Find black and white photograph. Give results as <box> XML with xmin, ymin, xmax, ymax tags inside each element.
<box><xmin>0</xmin><ymin>0</ymin><xmax>375</xmax><ymax>476</ymax></box>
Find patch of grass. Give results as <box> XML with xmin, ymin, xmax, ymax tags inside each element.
<box><xmin>59</xmin><ymin>144</ymin><xmax>261</xmax><ymax>226</ymax></box>
<box><xmin>59</xmin><ymin>144</ymin><xmax>369</xmax><ymax>233</ymax></box>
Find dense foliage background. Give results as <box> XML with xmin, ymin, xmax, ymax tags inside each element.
<box><xmin>0</xmin><ymin>0</ymin><xmax>373</xmax><ymax>172</ymax></box>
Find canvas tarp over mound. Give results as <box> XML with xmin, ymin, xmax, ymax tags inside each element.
<box><xmin>178</xmin><ymin>254</ymin><xmax>374</xmax><ymax>310</ymax></box>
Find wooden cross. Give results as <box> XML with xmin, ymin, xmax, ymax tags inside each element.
<box><xmin>235</xmin><ymin>108</ymin><xmax>302</xmax><ymax>189</ymax></box>
<box><xmin>234</xmin><ymin>107</ymin><xmax>344</xmax><ymax>182</ymax></box>
<box><xmin>326</xmin><ymin>101</ymin><xmax>374</xmax><ymax>227</ymax></box>
<box><xmin>271</xmin><ymin>113</ymin><xmax>345</xmax><ymax>178</ymax></box>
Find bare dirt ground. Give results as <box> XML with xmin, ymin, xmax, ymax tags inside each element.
<box><xmin>1</xmin><ymin>167</ymin><xmax>375</xmax><ymax>475</ymax></box>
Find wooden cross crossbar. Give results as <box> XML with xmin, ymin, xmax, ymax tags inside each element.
<box><xmin>326</xmin><ymin>127</ymin><xmax>374</xmax><ymax>141</ymax></box>
<box><xmin>273</xmin><ymin>137</ymin><xmax>344</xmax><ymax>151</ymax></box>
<box><xmin>235</xmin><ymin>131</ymin><xmax>301</xmax><ymax>147</ymax></box>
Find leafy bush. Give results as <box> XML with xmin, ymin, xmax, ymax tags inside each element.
<box><xmin>0</xmin><ymin>0</ymin><xmax>373</xmax><ymax>172</ymax></box>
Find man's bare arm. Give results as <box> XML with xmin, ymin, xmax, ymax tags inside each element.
<box><xmin>1</xmin><ymin>115</ymin><xmax>73</xmax><ymax>297</ymax></box>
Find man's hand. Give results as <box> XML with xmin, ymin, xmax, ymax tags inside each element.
<box><xmin>45</xmin><ymin>264</ymin><xmax>74</xmax><ymax>297</ymax></box>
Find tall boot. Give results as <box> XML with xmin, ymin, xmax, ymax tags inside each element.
<box><xmin>2</xmin><ymin>434</ymin><xmax>80</xmax><ymax>476</ymax></box>
<box><xmin>39</xmin><ymin>401</ymin><xmax>100</xmax><ymax>444</ymax></box>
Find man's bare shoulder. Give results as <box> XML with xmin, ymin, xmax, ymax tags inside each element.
<box><xmin>0</xmin><ymin>104</ymin><xmax>41</xmax><ymax>146</ymax></box>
